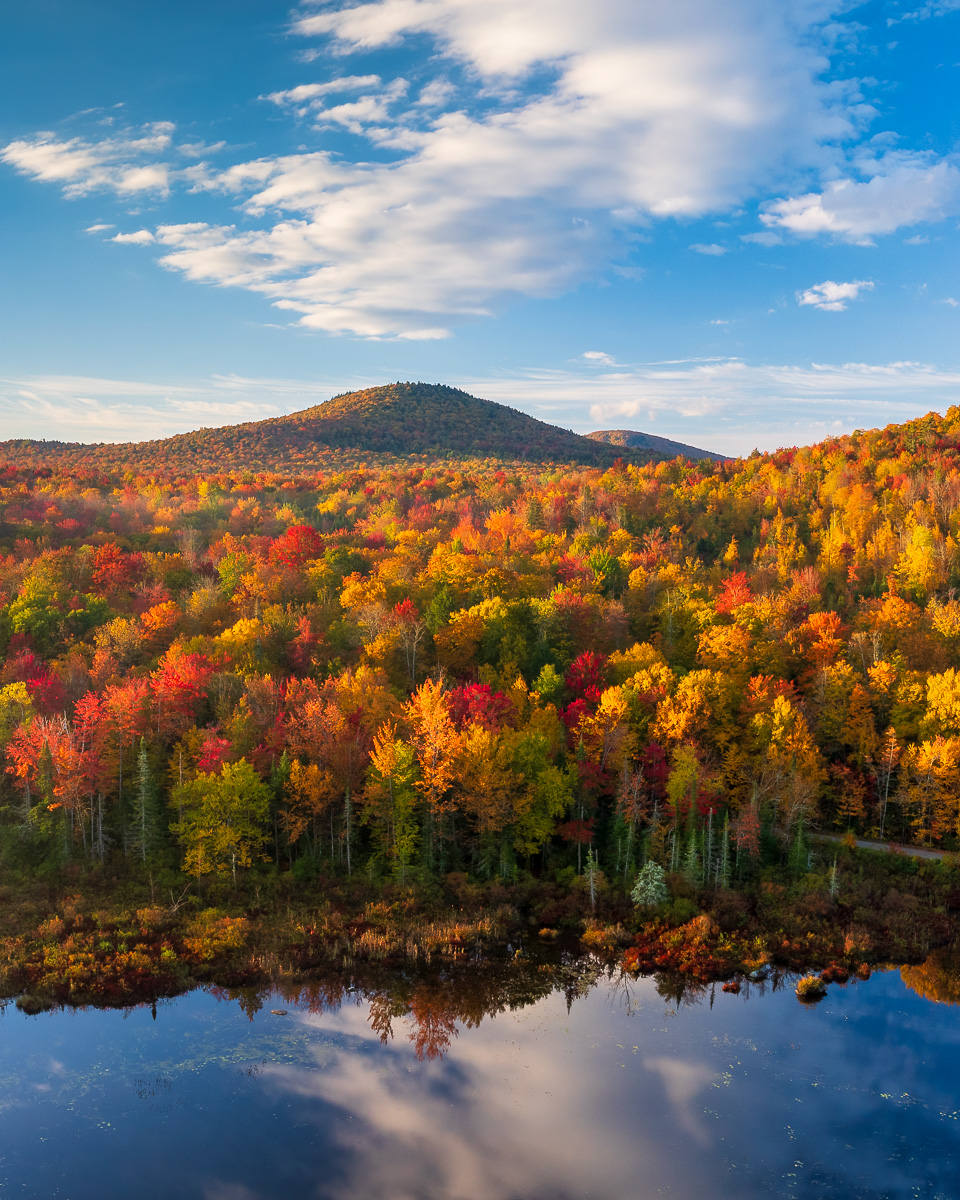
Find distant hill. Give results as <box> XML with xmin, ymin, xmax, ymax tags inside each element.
<box><xmin>587</xmin><ymin>429</ymin><xmax>723</xmax><ymax>461</ymax></box>
<box><xmin>0</xmin><ymin>383</ymin><xmax>706</xmax><ymax>474</ymax></box>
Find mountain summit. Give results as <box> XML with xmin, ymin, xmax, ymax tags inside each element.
<box><xmin>586</xmin><ymin>428</ymin><xmax>721</xmax><ymax>461</ymax></box>
<box><xmin>0</xmin><ymin>382</ymin><xmax>719</xmax><ymax>472</ymax></box>
<box><xmin>271</xmin><ymin>382</ymin><xmax>634</xmax><ymax>464</ymax></box>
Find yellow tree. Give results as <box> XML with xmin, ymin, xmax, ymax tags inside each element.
<box><xmin>896</xmin><ymin>737</ymin><xmax>960</xmax><ymax>843</ymax></box>
<box><xmin>362</xmin><ymin>722</ymin><xmax>419</xmax><ymax>881</ymax></box>
<box><xmin>922</xmin><ymin>669</ymin><xmax>960</xmax><ymax>738</ymax></box>
<box><xmin>172</xmin><ymin>759</ymin><xmax>270</xmax><ymax>883</ymax></box>
<box><xmin>405</xmin><ymin>679</ymin><xmax>461</xmax><ymax>869</ymax></box>
<box><xmin>283</xmin><ymin>760</ymin><xmax>338</xmax><ymax>860</ymax></box>
<box><xmin>871</xmin><ymin>726</ymin><xmax>901</xmax><ymax>838</ymax></box>
<box><xmin>841</xmin><ymin>684</ymin><xmax>879</xmax><ymax>766</ymax></box>
<box><xmin>752</xmin><ymin>694</ymin><xmax>825</xmax><ymax>829</ymax></box>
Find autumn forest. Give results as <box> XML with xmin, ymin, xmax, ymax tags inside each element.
<box><xmin>2</xmin><ymin>389</ymin><xmax>960</xmax><ymax>917</ymax></box>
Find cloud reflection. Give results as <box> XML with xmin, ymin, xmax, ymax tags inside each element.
<box><xmin>262</xmin><ymin>983</ymin><xmax>717</xmax><ymax>1200</ymax></box>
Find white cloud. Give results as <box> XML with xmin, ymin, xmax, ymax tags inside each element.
<box><xmin>690</xmin><ymin>243</ymin><xmax>728</xmax><ymax>255</ymax></box>
<box><xmin>582</xmin><ymin>350</ymin><xmax>616</xmax><ymax>364</ymax></box>
<box><xmin>761</xmin><ymin>156</ymin><xmax>960</xmax><ymax>242</ymax></box>
<box><xmin>151</xmin><ymin>0</ymin><xmax>866</xmax><ymax>338</ymax></box>
<box><xmin>262</xmin><ymin>76</ymin><xmax>383</xmax><ymax>106</ymax></box>
<box><xmin>84</xmin><ymin>223</ymin><xmax>114</xmax><ymax>233</ymax></box>
<box><xmin>415</xmin><ymin>78</ymin><xmax>456</xmax><ymax>107</ymax></box>
<box><xmin>2</xmin><ymin>1</ymin><xmax>874</xmax><ymax>338</ymax></box>
<box><xmin>0</xmin><ymin>372</ymin><xmax>343</xmax><ymax>442</ymax></box>
<box><xmin>4</xmin><ymin>2</ymin><xmax>956</xmax><ymax>338</ymax></box>
<box><xmin>177</xmin><ymin>140</ymin><xmax>227</xmax><ymax>159</ymax></box>
<box><xmin>796</xmin><ymin>279</ymin><xmax>873</xmax><ymax>311</ymax></box>
<box><xmin>110</xmin><ymin>229</ymin><xmax>155</xmax><ymax>245</ymax></box>
<box><xmin>1</xmin><ymin>123</ymin><xmax>174</xmax><ymax>197</ymax></box>
<box><xmin>938</xmin><ymin>297</ymin><xmax>959</xmax><ymax>306</ymax></box>
<box><xmin>888</xmin><ymin>0</ymin><xmax>960</xmax><ymax>23</ymax></box>
<box><xmin>463</xmin><ymin>357</ymin><xmax>960</xmax><ymax>452</ymax></box>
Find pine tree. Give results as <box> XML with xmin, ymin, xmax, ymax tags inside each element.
<box><xmin>703</xmin><ymin>809</ymin><xmax>715</xmax><ymax>885</ymax></box>
<box><xmin>683</xmin><ymin>833</ymin><xmax>700</xmax><ymax>885</ymax></box>
<box><xmin>131</xmin><ymin>737</ymin><xmax>158</xmax><ymax>864</ymax></box>
<box><xmin>586</xmin><ymin>846</ymin><xmax>598</xmax><ymax>913</ymax></box>
<box><xmin>719</xmin><ymin>813</ymin><xmax>731</xmax><ymax>890</ymax></box>
<box><xmin>790</xmin><ymin>819</ymin><xmax>808</xmax><ymax>876</ymax></box>
<box><xmin>631</xmin><ymin>861</ymin><xmax>668</xmax><ymax>907</ymax></box>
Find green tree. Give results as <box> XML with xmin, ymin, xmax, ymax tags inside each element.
<box><xmin>172</xmin><ymin>758</ymin><xmax>270</xmax><ymax>883</ymax></box>
<box><xmin>631</xmin><ymin>861</ymin><xmax>669</xmax><ymax>907</ymax></box>
<box><xmin>130</xmin><ymin>737</ymin><xmax>160</xmax><ymax>864</ymax></box>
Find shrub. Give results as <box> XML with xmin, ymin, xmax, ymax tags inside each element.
<box><xmin>796</xmin><ymin>974</ymin><xmax>826</xmax><ymax>1001</ymax></box>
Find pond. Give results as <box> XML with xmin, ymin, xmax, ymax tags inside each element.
<box><xmin>1</xmin><ymin>955</ymin><xmax>957</xmax><ymax>1199</ymax></box>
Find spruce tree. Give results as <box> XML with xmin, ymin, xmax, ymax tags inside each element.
<box><xmin>719</xmin><ymin>814</ymin><xmax>731</xmax><ymax>890</ymax></box>
<box><xmin>131</xmin><ymin>737</ymin><xmax>158</xmax><ymax>864</ymax></box>
<box><xmin>683</xmin><ymin>833</ymin><xmax>700</xmax><ymax>885</ymax></box>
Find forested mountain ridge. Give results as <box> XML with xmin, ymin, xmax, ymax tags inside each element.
<box><xmin>0</xmin><ymin>383</ymin><xmax>677</xmax><ymax>474</ymax></box>
<box><xmin>587</xmin><ymin>429</ymin><xmax>721</xmax><ymax>461</ymax></box>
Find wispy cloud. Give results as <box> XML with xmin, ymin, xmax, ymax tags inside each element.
<box><xmin>1</xmin><ymin>123</ymin><xmax>175</xmax><ymax>197</ymax></box>
<box><xmin>473</xmin><ymin>358</ymin><xmax>960</xmax><ymax>453</ymax></box>
<box><xmin>887</xmin><ymin>0</ymin><xmax>960</xmax><ymax>24</ymax></box>
<box><xmin>690</xmin><ymin>243</ymin><xmax>728</xmax><ymax>256</ymax></box>
<box><xmin>262</xmin><ymin>76</ymin><xmax>383</xmax><ymax>107</ymax></box>
<box><xmin>0</xmin><ymin>372</ymin><xmax>344</xmax><ymax>443</ymax></box>
<box><xmin>3</xmin><ymin>358</ymin><xmax>960</xmax><ymax>455</ymax></box>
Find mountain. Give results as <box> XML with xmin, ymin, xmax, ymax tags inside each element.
<box><xmin>0</xmin><ymin>383</ymin><xmax>711</xmax><ymax>474</ymax></box>
<box><xmin>586</xmin><ymin>429</ymin><xmax>723</xmax><ymax>461</ymax></box>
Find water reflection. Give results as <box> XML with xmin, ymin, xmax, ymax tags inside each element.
<box><xmin>1</xmin><ymin>952</ymin><xmax>959</xmax><ymax>1199</ymax></box>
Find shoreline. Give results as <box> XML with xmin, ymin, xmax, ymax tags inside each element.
<box><xmin>3</xmin><ymin>840</ymin><xmax>958</xmax><ymax>1013</ymax></box>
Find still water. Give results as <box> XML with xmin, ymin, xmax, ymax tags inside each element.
<box><xmin>0</xmin><ymin>958</ymin><xmax>957</xmax><ymax>1200</ymax></box>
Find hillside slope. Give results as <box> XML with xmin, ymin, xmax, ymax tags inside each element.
<box><xmin>0</xmin><ymin>383</ymin><xmax>695</xmax><ymax>474</ymax></box>
<box><xmin>587</xmin><ymin>428</ymin><xmax>722</xmax><ymax>461</ymax></box>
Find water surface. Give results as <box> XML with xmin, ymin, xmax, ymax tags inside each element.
<box><xmin>1</xmin><ymin>962</ymin><xmax>957</xmax><ymax>1199</ymax></box>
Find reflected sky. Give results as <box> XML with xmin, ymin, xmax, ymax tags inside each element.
<box><xmin>1</xmin><ymin>966</ymin><xmax>958</xmax><ymax>1200</ymax></box>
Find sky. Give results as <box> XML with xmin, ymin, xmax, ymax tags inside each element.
<box><xmin>1</xmin><ymin>0</ymin><xmax>958</xmax><ymax>456</ymax></box>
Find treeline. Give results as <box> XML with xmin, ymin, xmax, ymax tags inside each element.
<box><xmin>2</xmin><ymin>404</ymin><xmax>960</xmax><ymax>887</ymax></box>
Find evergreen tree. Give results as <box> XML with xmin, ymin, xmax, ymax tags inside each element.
<box><xmin>586</xmin><ymin>846</ymin><xmax>598</xmax><ymax>913</ymax></box>
<box><xmin>631</xmin><ymin>861</ymin><xmax>668</xmax><ymax>907</ymax></box>
<box><xmin>683</xmin><ymin>833</ymin><xmax>700</xmax><ymax>885</ymax></box>
<box><xmin>669</xmin><ymin>828</ymin><xmax>680</xmax><ymax>873</ymax></box>
<box><xmin>131</xmin><ymin>738</ymin><xmax>159</xmax><ymax>864</ymax></box>
<box><xmin>703</xmin><ymin>809</ymin><xmax>715</xmax><ymax>885</ymax></box>
<box><xmin>719</xmin><ymin>813</ymin><xmax>731</xmax><ymax>889</ymax></box>
<box><xmin>790</xmin><ymin>819</ymin><xmax>809</xmax><ymax>877</ymax></box>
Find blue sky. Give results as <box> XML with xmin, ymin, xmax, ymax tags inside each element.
<box><xmin>1</xmin><ymin>0</ymin><xmax>958</xmax><ymax>455</ymax></box>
